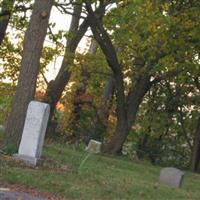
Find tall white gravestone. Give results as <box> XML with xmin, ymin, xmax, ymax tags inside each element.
<box><xmin>14</xmin><ymin>101</ymin><xmax>50</xmax><ymax>166</ymax></box>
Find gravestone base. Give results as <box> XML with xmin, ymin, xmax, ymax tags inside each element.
<box><xmin>13</xmin><ymin>154</ymin><xmax>40</xmax><ymax>166</ymax></box>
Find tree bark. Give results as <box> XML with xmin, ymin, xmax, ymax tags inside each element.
<box><xmin>85</xmin><ymin>2</ymin><xmax>134</xmax><ymax>153</ymax></box>
<box><xmin>5</xmin><ymin>0</ymin><xmax>53</xmax><ymax>148</ymax></box>
<box><xmin>85</xmin><ymin>3</ymin><xmax>128</xmax><ymax>153</ymax></box>
<box><xmin>103</xmin><ymin>74</ymin><xmax>151</xmax><ymax>153</ymax></box>
<box><xmin>126</xmin><ymin>73</ymin><xmax>151</xmax><ymax>129</ymax></box>
<box><xmin>191</xmin><ymin>116</ymin><xmax>200</xmax><ymax>172</ymax></box>
<box><xmin>0</xmin><ymin>0</ymin><xmax>15</xmax><ymax>45</ymax></box>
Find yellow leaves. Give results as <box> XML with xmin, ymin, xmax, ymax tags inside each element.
<box><xmin>158</xmin><ymin>55</ymin><xmax>176</xmax><ymax>71</ymax></box>
<box><xmin>162</xmin><ymin>3</ymin><xmax>170</xmax><ymax>13</ymax></box>
<box><xmin>184</xmin><ymin>19</ymin><xmax>196</xmax><ymax>29</ymax></box>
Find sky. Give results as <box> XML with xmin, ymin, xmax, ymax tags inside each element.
<box><xmin>44</xmin><ymin>6</ymin><xmax>90</xmax><ymax>81</ymax></box>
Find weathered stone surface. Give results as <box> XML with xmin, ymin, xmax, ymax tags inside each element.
<box><xmin>14</xmin><ymin>101</ymin><xmax>50</xmax><ymax>166</ymax></box>
<box><xmin>86</xmin><ymin>139</ymin><xmax>102</xmax><ymax>154</ymax></box>
<box><xmin>13</xmin><ymin>154</ymin><xmax>39</xmax><ymax>166</ymax></box>
<box><xmin>0</xmin><ymin>191</ymin><xmax>46</xmax><ymax>200</ymax></box>
<box><xmin>159</xmin><ymin>167</ymin><xmax>185</xmax><ymax>188</ymax></box>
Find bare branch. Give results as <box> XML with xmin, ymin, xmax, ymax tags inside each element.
<box><xmin>40</xmin><ymin>71</ymin><xmax>49</xmax><ymax>85</ymax></box>
<box><xmin>150</xmin><ymin>68</ymin><xmax>183</xmax><ymax>85</ymax></box>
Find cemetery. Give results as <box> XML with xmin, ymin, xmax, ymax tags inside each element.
<box><xmin>0</xmin><ymin>101</ymin><xmax>200</xmax><ymax>199</ymax></box>
<box><xmin>1</xmin><ymin>0</ymin><xmax>200</xmax><ymax>199</ymax></box>
<box><xmin>1</xmin><ymin>140</ymin><xmax>200</xmax><ymax>199</ymax></box>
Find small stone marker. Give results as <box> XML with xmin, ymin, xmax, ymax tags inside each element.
<box><xmin>86</xmin><ymin>139</ymin><xmax>102</xmax><ymax>154</ymax></box>
<box><xmin>0</xmin><ymin>191</ymin><xmax>46</xmax><ymax>200</ymax></box>
<box><xmin>14</xmin><ymin>101</ymin><xmax>50</xmax><ymax>166</ymax></box>
<box><xmin>159</xmin><ymin>167</ymin><xmax>185</xmax><ymax>188</ymax></box>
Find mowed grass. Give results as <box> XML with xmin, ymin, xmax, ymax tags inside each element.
<box><xmin>0</xmin><ymin>142</ymin><xmax>200</xmax><ymax>200</ymax></box>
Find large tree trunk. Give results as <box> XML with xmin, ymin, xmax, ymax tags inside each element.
<box><xmin>85</xmin><ymin>3</ymin><xmax>128</xmax><ymax>153</ymax></box>
<box><xmin>5</xmin><ymin>0</ymin><xmax>53</xmax><ymax>148</ymax></box>
<box><xmin>0</xmin><ymin>0</ymin><xmax>15</xmax><ymax>45</ymax></box>
<box><xmin>126</xmin><ymin>73</ymin><xmax>151</xmax><ymax>129</ymax></box>
<box><xmin>103</xmin><ymin>74</ymin><xmax>151</xmax><ymax>153</ymax></box>
<box><xmin>191</xmin><ymin>116</ymin><xmax>200</xmax><ymax>172</ymax></box>
<box><xmin>102</xmin><ymin>122</ymin><xmax>128</xmax><ymax>154</ymax></box>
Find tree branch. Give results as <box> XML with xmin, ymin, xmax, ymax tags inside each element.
<box><xmin>40</xmin><ymin>71</ymin><xmax>49</xmax><ymax>85</ymax></box>
<box><xmin>150</xmin><ymin>68</ymin><xmax>183</xmax><ymax>85</ymax></box>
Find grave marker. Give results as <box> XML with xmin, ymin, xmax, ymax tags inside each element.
<box><xmin>86</xmin><ymin>139</ymin><xmax>102</xmax><ymax>154</ymax></box>
<box><xmin>159</xmin><ymin>167</ymin><xmax>185</xmax><ymax>188</ymax></box>
<box><xmin>14</xmin><ymin>101</ymin><xmax>50</xmax><ymax>166</ymax></box>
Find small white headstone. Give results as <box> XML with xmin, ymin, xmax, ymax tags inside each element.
<box><xmin>14</xmin><ymin>101</ymin><xmax>50</xmax><ymax>166</ymax></box>
<box><xmin>86</xmin><ymin>139</ymin><xmax>102</xmax><ymax>154</ymax></box>
<box><xmin>159</xmin><ymin>167</ymin><xmax>185</xmax><ymax>188</ymax></box>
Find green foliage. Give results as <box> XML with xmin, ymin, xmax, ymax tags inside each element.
<box><xmin>99</xmin><ymin>0</ymin><xmax>200</xmax><ymax>166</ymax></box>
<box><xmin>9</xmin><ymin>0</ymin><xmax>33</xmax><ymax>30</ymax></box>
<box><xmin>0</xmin><ymin>36</ymin><xmax>22</xmax><ymax>85</ymax></box>
<box><xmin>0</xmin><ymin>82</ymin><xmax>14</xmax><ymax>125</ymax></box>
<box><xmin>129</xmin><ymin>75</ymin><xmax>200</xmax><ymax>169</ymax></box>
<box><xmin>2</xmin><ymin>143</ymin><xmax>18</xmax><ymax>155</ymax></box>
<box><xmin>103</xmin><ymin>0</ymin><xmax>200</xmax><ymax>88</ymax></box>
<box><xmin>55</xmin><ymin>43</ymin><xmax>111</xmax><ymax>141</ymax></box>
<box><xmin>37</xmin><ymin>44</ymin><xmax>64</xmax><ymax>89</ymax></box>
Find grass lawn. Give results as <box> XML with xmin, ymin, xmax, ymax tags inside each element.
<box><xmin>0</xmin><ymin>142</ymin><xmax>200</xmax><ymax>200</ymax></box>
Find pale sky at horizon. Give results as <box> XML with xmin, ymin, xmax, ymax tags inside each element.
<box><xmin>45</xmin><ymin>6</ymin><xmax>91</xmax><ymax>81</ymax></box>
